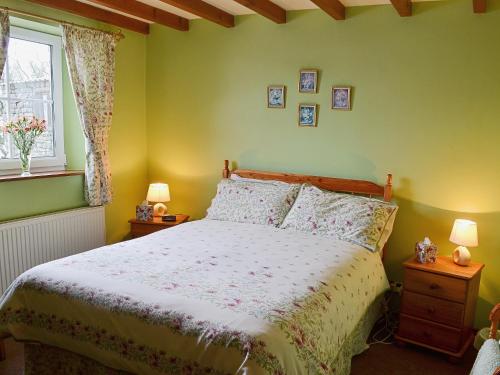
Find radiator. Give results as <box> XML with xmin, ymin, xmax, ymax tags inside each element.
<box><xmin>0</xmin><ymin>206</ymin><xmax>105</xmax><ymax>295</ymax></box>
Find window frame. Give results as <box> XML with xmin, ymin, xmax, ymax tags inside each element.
<box><xmin>0</xmin><ymin>26</ymin><xmax>65</xmax><ymax>175</ymax></box>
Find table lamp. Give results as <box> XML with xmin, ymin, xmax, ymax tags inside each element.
<box><xmin>449</xmin><ymin>219</ymin><xmax>478</xmax><ymax>266</ymax></box>
<box><xmin>147</xmin><ymin>183</ymin><xmax>170</xmax><ymax>217</ymax></box>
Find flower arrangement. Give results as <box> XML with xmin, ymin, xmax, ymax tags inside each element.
<box><xmin>1</xmin><ymin>116</ymin><xmax>47</xmax><ymax>176</ymax></box>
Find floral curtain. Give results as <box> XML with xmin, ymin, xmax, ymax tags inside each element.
<box><xmin>0</xmin><ymin>11</ymin><xmax>9</xmax><ymax>160</ymax></box>
<box><xmin>62</xmin><ymin>24</ymin><xmax>118</xmax><ymax>206</ymax></box>
<box><xmin>0</xmin><ymin>10</ymin><xmax>8</xmax><ymax>78</ymax></box>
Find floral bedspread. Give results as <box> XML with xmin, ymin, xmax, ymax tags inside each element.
<box><xmin>0</xmin><ymin>219</ymin><xmax>388</xmax><ymax>374</ymax></box>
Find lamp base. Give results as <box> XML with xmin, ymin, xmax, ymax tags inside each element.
<box><xmin>452</xmin><ymin>246</ymin><xmax>471</xmax><ymax>266</ymax></box>
<box><xmin>153</xmin><ymin>203</ymin><xmax>167</xmax><ymax>217</ymax></box>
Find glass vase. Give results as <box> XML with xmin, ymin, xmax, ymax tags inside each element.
<box><xmin>19</xmin><ymin>149</ymin><xmax>32</xmax><ymax>177</ymax></box>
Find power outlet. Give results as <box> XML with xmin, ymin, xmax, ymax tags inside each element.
<box><xmin>389</xmin><ymin>280</ymin><xmax>403</xmax><ymax>295</ymax></box>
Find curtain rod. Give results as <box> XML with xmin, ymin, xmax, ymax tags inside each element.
<box><xmin>0</xmin><ymin>6</ymin><xmax>124</xmax><ymax>40</ymax></box>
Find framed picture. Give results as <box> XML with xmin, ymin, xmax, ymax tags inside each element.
<box><xmin>267</xmin><ymin>85</ymin><xmax>286</xmax><ymax>108</ymax></box>
<box><xmin>332</xmin><ymin>86</ymin><xmax>351</xmax><ymax>110</ymax></box>
<box><xmin>299</xmin><ymin>69</ymin><xmax>318</xmax><ymax>93</ymax></box>
<box><xmin>298</xmin><ymin>104</ymin><xmax>318</xmax><ymax>127</ymax></box>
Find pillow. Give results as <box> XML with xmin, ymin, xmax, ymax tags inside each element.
<box><xmin>376</xmin><ymin>207</ymin><xmax>398</xmax><ymax>252</ymax></box>
<box><xmin>280</xmin><ymin>184</ymin><xmax>398</xmax><ymax>251</ymax></box>
<box><xmin>206</xmin><ymin>179</ymin><xmax>300</xmax><ymax>226</ymax></box>
<box><xmin>469</xmin><ymin>338</ymin><xmax>500</xmax><ymax>375</ymax></box>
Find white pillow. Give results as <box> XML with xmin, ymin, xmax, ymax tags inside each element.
<box><xmin>280</xmin><ymin>184</ymin><xmax>398</xmax><ymax>252</ymax></box>
<box><xmin>206</xmin><ymin>179</ymin><xmax>300</xmax><ymax>226</ymax></box>
<box><xmin>470</xmin><ymin>339</ymin><xmax>500</xmax><ymax>375</ymax></box>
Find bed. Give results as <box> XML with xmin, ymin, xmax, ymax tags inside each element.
<box><xmin>0</xmin><ymin>161</ymin><xmax>395</xmax><ymax>375</ymax></box>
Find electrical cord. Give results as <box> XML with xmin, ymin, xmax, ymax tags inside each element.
<box><xmin>368</xmin><ymin>291</ymin><xmax>399</xmax><ymax>346</ymax></box>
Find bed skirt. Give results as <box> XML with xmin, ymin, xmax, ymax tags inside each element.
<box><xmin>24</xmin><ymin>295</ymin><xmax>384</xmax><ymax>375</ymax></box>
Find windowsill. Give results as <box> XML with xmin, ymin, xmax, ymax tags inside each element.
<box><xmin>0</xmin><ymin>170</ymin><xmax>84</xmax><ymax>183</ymax></box>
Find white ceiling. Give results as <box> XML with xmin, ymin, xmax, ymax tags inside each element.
<box><xmin>77</xmin><ymin>0</ymin><xmax>435</xmax><ymax>23</ymax></box>
<box><xmin>139</xmin><ymin>1</ymin><xmax>317</xmax><ymax>19</ymax></box>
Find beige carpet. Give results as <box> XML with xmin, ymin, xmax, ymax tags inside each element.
<box><xmin>0</xmin><ymin>337</ymin><xmax>475</xmax><ymax>375</ymax></box>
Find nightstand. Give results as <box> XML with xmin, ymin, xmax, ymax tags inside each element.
<box><xmin>395</xmin><ymin>255</ymin><xmax>484</xmax><ymax>361</ymax></box>
<box><xmin>129</xmin><ymin>214</ymin><xmax>189</xmax><ymax>238</ymax></box>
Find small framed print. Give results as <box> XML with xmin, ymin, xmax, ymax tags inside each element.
<box><xmin>298</xmin><ymin>104</ymin><xmax>318</xmax><ymax>127</ymax></box>
<box><xmin>267</xmin><ymin>85</ymin><xmax>286</xmax><ymax>108</ymax></box>
<box><xmin>332</xmin><ymin>86</ymin><xmax>352</xmax><ymax>110</ymax></box>
<box><xmin>299</xmin><ymin>69</ymin><xmax>318</xmax><ymax>93</ymax></box>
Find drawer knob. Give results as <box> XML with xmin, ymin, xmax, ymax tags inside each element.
<box><xmin>429</xmin><ymin>283</ymin><xmax>440</xmax><ymax>290</ymax></box>
<box><xmin>427</xmin><ymin>307</ymin><xmax>436</xmax><ymax>314</ymax></box>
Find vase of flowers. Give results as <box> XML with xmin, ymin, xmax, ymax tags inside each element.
<box><xmin>1</xmin><ymin>116</ymin><xmax>47</xmax><ymax>176</ymax></box>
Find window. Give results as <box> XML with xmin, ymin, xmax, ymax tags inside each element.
<box><xmin>0</xmin><ymin>26</ymin><xmax>65</xmax><ymax>174</ymax></box>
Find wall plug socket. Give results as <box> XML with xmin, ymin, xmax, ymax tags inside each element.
<box><xmin>389</xmin><ymin>280</ymin><xmax>403</xmax><ymax>295</ymax></box>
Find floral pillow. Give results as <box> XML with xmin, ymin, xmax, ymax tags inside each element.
<box><xmin>206</xmin><ymin>179</ymin><xmax>301</xmax><ymax>226</ymax></box>
<box><xmin>280</xmin><ymin>184</ymin><xmax>398</xmax><ymax>251</ymax></box>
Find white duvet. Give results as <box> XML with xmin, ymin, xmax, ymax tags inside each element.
<box><xmin>0</xmin><ymin>219</ymin><xmax>389</xmax><ymax>374</ymax></box>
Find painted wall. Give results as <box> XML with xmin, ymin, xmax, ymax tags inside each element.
<box><xmin>0</xmin><ymin>0</ymin><xmax>148</xmax><ymax>243</ymax></box>
<box><xmin>146</xmin><ymin>0</ymin><xmax>500</xmax><ymax>327</ymax></box>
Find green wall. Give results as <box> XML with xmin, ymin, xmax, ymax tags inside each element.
<box><xmin>0</xmin><ymin>0</ymin><xmax>148</xmax><ymax>243</ymax></box>
<box><xmin>146</xmin><ymin>0</ymin><xmax>500</xmax><ymax>327</ymax></box>
<box><xmin>0</xmin><ymin>0</ymin><xmax>498</xmax><ymax>329</ymax></box>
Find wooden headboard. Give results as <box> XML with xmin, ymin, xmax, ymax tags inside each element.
<box><xmin>222</xmin><ymin>160</ymin><xmax>393</xmax><ymax>202</ymax></box>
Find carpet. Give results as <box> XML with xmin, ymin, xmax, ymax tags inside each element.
<box><xmin>0</xmin><ymin>338</ymin><xmax>475</xmax><ymax>375</ymax></box>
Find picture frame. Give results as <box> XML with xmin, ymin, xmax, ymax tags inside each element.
<box><xmin>298</xmin><ymin>104</ymin><xmax>318</xmax><ymax>127</ymax></box>
<box><xmin>267</xmin><ymin>85</ymin><xmax>286</xmax><ymax>108</ymax></box>
<box><xmin>298</xmin><ymin>69</ymin><xmax>318</xmax><ymax>93</ymax></box>
<box><xmin>332</xmin><ymin>86</ymin><xmax>351</xmax><ymax>110</ymax></box>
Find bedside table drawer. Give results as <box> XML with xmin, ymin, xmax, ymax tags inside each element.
<box><xmin>130</xmin><ymin>223</ymin><xmax>164</xmax><ymax>237</ymax></box>
<box><xmin>398</xmin><ymin>314</ymin><xmax>462</xmax><ymax>352</ymax></box>
<box><xmin>404</xmin><ymin>269</ymin><xmax>467</xmax><ymax>303</ymax></box>
<box><xmin>401</xmin><ymin>291</ymin><xmax>464</xmax><ymax>328</ymax></box>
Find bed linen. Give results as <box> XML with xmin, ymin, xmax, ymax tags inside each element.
<box><xmin>0</xmin><ymin>219</ymin><xmax>389</xmax><ymax>375</ymax></box>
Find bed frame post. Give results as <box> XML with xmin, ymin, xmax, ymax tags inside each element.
<box><xmin>383</xmin><ymin>174</ymin><xmax>393</xmax><ymax>202</ymax></box>
<box><xmin>223</xmin><ymin>160</ymin><xmax>230</xmax><ymax>178</ymax></box>
<box><xmin>489</xmin><ymin>303</ymin><xmax>500</xmax><ymax>339</ymax></box>
<box><xmin>0</xmin><ymin>339</ymin><xmax>6</xmax><ymax>361</ymax></box>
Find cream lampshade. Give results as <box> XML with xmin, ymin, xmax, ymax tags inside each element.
<box><xmin>449</xmin><ymin>219</ymin><xmax>478</xmax><ymax>266</ymax></box>
<box><xmin>147</xmin><ymin>183</ymin><xmax>170</xmax><ymax>217</ymax></box>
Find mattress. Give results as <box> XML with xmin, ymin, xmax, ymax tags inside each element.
<box><xmin>0</xmin><ymin>219</ymin><xmax>389</xmax><ymax>374</ymax></box>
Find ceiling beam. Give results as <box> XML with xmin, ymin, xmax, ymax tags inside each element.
<box><xmin>85</xmin><ymin>0</ymin><xmax>189</xmax><ymax>31</ymax></box>
<box><xmin>158</xmin><ymin>0</ymin><xmax>234</xmax><ymax>28</ymax></box>
<box><xmin>390</xmin><ymin>0</ymin><xmax>412</xmax><ymax>16</ymax></box>
<box><xmin>473</xmin><ymin>0</ymin><xmax>486</xmax><ymax>13</ymax></box>
<box><xmin>309</xmin><ymin>0</ymin><xmax>345</xmax><ymax>21</ymax></box>
<box><xmin>27</xmin><ymin>0</ymin><xmax>150</xmax><ymax>34</ymax></box>
<box><xmin>232</xmin><ymin>0</ymin><xmax>286</xmax><ymax>24</ymax></box>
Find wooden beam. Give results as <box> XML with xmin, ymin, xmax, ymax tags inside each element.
<box><xmin>473</xmin><ymin>0</ymin><xmax>486</xmax><ymax>13</ymax></box>
<box><xmin>309</xmin><ymin>0</ymin><xmax>345</xmax><ymax>21</ymax></box>
<box><xmin>86</xmin><ymin>0</ymin><xmax>188</xmax><ymax>31</ymax></box>
<box><xmin>232</xmin><ymin>0</ymin><xmax>286</xmax><ymax>23</ymax></box>
<box><xmin>390</xmin><ymin>0</ymin><xmax>412</xmax><ymax>16</ymax></box>
<box><xmin>27</xmin><ymin>0</ymin><xmax>150</xmax><ymax>34</ymax></box>
<box><xmin>159</xmin><ymin>0</ymin><xmax>234</xmax><ymax>28</ymax></box>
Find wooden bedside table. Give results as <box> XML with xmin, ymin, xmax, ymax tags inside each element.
<box><xmin>129</xmin><ymin>214</ymin><xmax>189</xmax><ymax>238</ymax></box>
<box><xmin>395</xmin><ymin>255</ymin><xmax>484</xmax><ymax>361</ymax></box>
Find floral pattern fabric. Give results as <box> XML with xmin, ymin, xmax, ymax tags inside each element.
<box><xmin>23</xmin><ymin>296</ymin><xmax>383</xmax><ymax>375</ymax></box>
<box><xmin>0</xmin><ymin>10</ymin><xmax>9</xmax><ymax>79</ymax></box>
<box><xmin>206</xmin><ymin>179</ymin><xmax>300</xmax><ymax>226</ymax></box>
<box><xmin>0</xmin><ymin>219</ymin><xmax>389</xmax><ymax>374</ymax></box>
<box><xmin>62</xmin><ymin>25</ymin><xmax>118</xmax><ymax>206</ymax></box>
<box><xmin>281</xmin><ymin>184</ymin><xmax>398</xmax><ymax>251</ymax></box>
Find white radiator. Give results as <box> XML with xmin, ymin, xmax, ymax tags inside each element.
<box><xmin>0</xmin><ymin>206</ymin><xmax>105</xmax><ymax>295</ymax></box>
